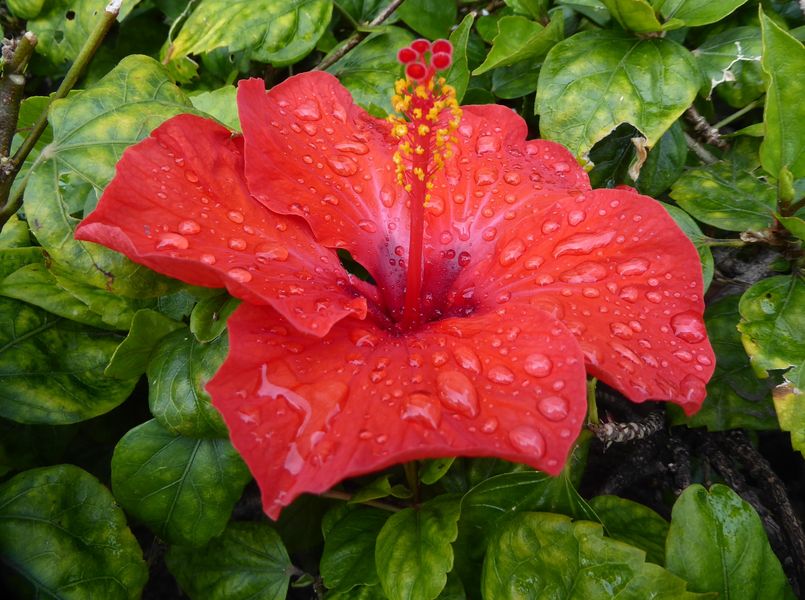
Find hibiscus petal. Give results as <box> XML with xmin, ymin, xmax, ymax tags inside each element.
<box><xmin>237</xmin><ymin>74</ymin><xmax>409</xmax><ymax>312</ymax></box>
<box><xmin>209</xmin><ymin>302</ymin><xmax>586</xmax><ymax>519</ymax></box>
<box><xmin>451</xmin><ymin>186</ymin><xmax>714</xmax><ymax>414</ymax></box>
<box><xmin>75</xmin><ymin>114</ymin><xmax>366</xmax><ymax>336</ymax></box>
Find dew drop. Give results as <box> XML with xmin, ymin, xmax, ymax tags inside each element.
<box><xmin>611</xmin><ymin>341</ymin><xmax>641</xmax><ymax>365</ymax></box>
<box><xmin>401</xmin><ymin>393</ymin><xmax>441</xmax><ymax>429</ymax></box>
<box><xmin>481</xmin><ymin>418</ymin><xmax>499</xmax><ymax>433</ymax></box>
<box><xmin>553</xmin><ymin>230</ymin><xmax>615</xmax><ymax>258</ymax></box>
<box><xmin>487</xmin><ymin>364</ymin><xmax>514</xmax><ymax>385</ymax></box>
<box><xmin>508</xmin><ymin>426</ymin><xmax>545</xmax><ymax>457</ymax></box>
<box><xmin>326</xmin><ymin>155</ymin><xmax>358</xmax><ymax>176</ymax></box>
<box><xmin>567</xmin><ymin>210</ymin><xmax>586</xmax><ymax>226</ymax></box>
<box><xmin>358</xmin><ymin>220</ymin><xmax>378</xmax><ymax>233</ymax></box>
<box><xmin>645</xmin><ymin>291</ymin><xmax>662</xmax><ymax>303</ymax></box>
<box><xmin>350</xmin><ymin>328</ymin><xmax>379</xmax><ymax>348</ymax></box>
<box><xmin>380</xmin><ymin>185</ymin><xmax>395</xmax><ymax>208</ymax></box>
<box><xmin>619</xmin><ymin>286</ymin><xmax>638</xmax><ymax>302</ymax></box>
<box><xmin>537</xmin><ymin>395</ymin><xmax>569</xmax><ymax>421</ymax></box>
<box><xmin>482</xmin><ymin>227</ymin><xmax>497</xmax><ymax>241</ymax></box>
<box><xmin>474</xmin><ymin>167</ymin><xmax>498</xmax><ymax>186</ymax></box>
<box><xmin>610</xmin><ymin>322</ymin><xmax>634</xmax><ymax>340</ymax></box>
<box><xmin>294</xmin><ymin>100</ymin><xmax>321</xmax><ymax>121</ymax></box>
<box><xmin>156</xmin><ymin>232</ymin><xmax>188</xmax><ymax>250</ymax></box>
<box><xmin>227</xmin><ymin>267</ymin><xmax>252</xmax><ymax>283</ymax></box>
<box><xmin>227</xmin><ymin>210</ymin><xmax>245</xmax><ymax>224</ymax></box>
<box><xmin>256</xmin><ymin>242</ymin><xmax>289</xmax><ymax>262</ymax></box>
<box><xmin>431</xmin><ymin>351</ymin><xmax>449</xmax><ymax>366</ymax></box>
<box><xmin>228</xmin><ymin>237</ymin><xmax>247</xmax><ymax>250</ymax></box>
<box><xmin>178</xmin><ymin>220</ymin><xmax>200</xmax><ymax>235</ymax></box>
<box><xmin>673</xmin><ymin>350</ymin><xmax>693</xmax><ymax>362</ymax></box>
<box><xmin>457</xmin><ymin>251</ymin><xmax>472</xmax><ymax>267</ymax></box>
<box><xmin>671</xmin><ymin>311</ymin><xmax>706</xmax><ymax>344</ymax></box>
<box><xmin>499</xmin><ymin>238</ymin><xmax>526</xmax><ymax>266</ymax></box>
<box><xmin>184</xmin><ymin>170</ymin><xmax>199</xmax><ymax>183</ymax></box>
<box><xmin>559</xmin><ymin>261</ymin><xmax>607</xmax><ymax>284</ymax></box>
<box><xmin>680</xmin><ymin>374</ymin><xmax>706</xmax><ymax>404</ymax></box>
<box><xmin>504</xmin><ymin>172</ymin><xmax>521</xmax><ymax>185</ymax></box>
<box><xmin>524</xmin><ymin>353</ymin><xmax>552</xmax><ymax>377</ymax></box>
<box><xmin>454</xmin><ymin>345</ymin><xmax>481</xmax><ymax>373</ymax></box>
<box><xmin>436</xmin><ymin>371</ymin><xmax>479</xmax><ymax>418</ymax></box>
<box><xmin>334</xmin><ymin>141</ymin><xmax>369</xmax><ymax>155</ymax></box>
<box><xmin>617</xmin><ymin>258</ymin><xmax>650</xmax><ymax>276</ymax></box>
<box><xmin>524</xmin><ymin>256</ymin><xmax>543</xmax><ymax>270</ymax></box>
<box><xmin>284</xmin><ymin>443</ymin><xmax>304</xmax><ymax>474</ymax></box>
<box><xmin>553</xmin><ymin>162</ymin><xmax>570</xmax><ymax>173</ymax></box>
<box><xmin>541</xmin><ymin>220</ymin><xmax>560</xmax><ymax>234</ymax></box>
<box><xmin>200</xmin><ymin>254</ymin><xmax>216</xmax><ymax>265</ymax></box>
<box><xmin>476</xmin><ymin>135</ymin><xmax>501</xmax><ymax>154</ymax></box>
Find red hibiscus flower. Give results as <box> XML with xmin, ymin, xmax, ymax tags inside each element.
<box><xmin>75</xmin><ymin>40</ymin><xmax>714</xmax><ymax>519</ymax></box>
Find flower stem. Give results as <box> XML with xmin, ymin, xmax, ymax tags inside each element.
<box><xmin>713</xmin><ymin>98</ymin><xmax>763</xmax><ymax>130</ymax></box>
<box><xmin>0</xmin><ymin>1</ymin><xmax>123</xmax><ymax>231</ymax></box>
<box><xmin>320</xmin><ymin>490</ymin><xmax>402</xmax><ymax>512</ymax></box>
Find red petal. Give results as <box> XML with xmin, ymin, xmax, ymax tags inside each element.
<box><xmin>449</xmin><ymin>187</ymin><xmax>714</xmax><ymax>414</ymax></box>
<box><xmin>237</xmin><ymin>74</ymin><xmax>409</xmax><ymax>313</ymax></box>
<box><xmin>75</xmin><ymin>114</ymin><xmax>366</xmax><ymax>336</ymax></box>
<box><xmin>209</xmin><ymin>302</ymin><xmax>586</xmax><ymax>519</ymax></box>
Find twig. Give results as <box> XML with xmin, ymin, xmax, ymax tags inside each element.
<box><xmin>0</xmin><ymin>1</ymin><xmax>123</xmax><ymax>229</ymax></box>
<box><xmin>587</xmin><ymin>411</ymin><xmax>665</xmax><ymax>448</ymax></box>
<box><xmin>313</xmin><ymin>0</ymin><xmax>406</xmax><ymax>71</ymax></box>
<box><xmin>685</xmin><ymin>106</ymin><xmax>728</xmax><ymax>149</ymax></box>
<box><xmin>684</xmin><ymin>132</ymin><xmax>718</xmax><ymax>165</ymax></box>
<box><xmin>0</xmin><ymin>32</ymin><xmax>37</xmax><ymax>158</ymax></box>
<box><xmin>713</xmin><ymin>98</ymin><xmax>763</xmax><ymax>130</ymax></box>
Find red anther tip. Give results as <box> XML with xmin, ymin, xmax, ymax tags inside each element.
<box><xmin>431</xmin><ymin>52</ymin><xmax>452</xmax><ymax>70</ymax></box>
<box><xmin>431</xmin><ymin>39</ymin><xmax>453</xmax><ymax>55</ymax></box>
<box><xmin>411</xmin><ymin>39</ymin><xmax>431</xmax><ymax>54</ymax></box>
<box><xmin>405</xmin><ymin>62</ymin><xmax>427</xmax><ymax>81</ymax></box>
<box><xmin>397</xmin><ymin>47</ymin><xmax>417</xmax><ymax>64</ymax></box>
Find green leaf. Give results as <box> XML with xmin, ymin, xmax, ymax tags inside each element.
<box><xmin>672</xmin><ymin>295</ymin><xmax>777</xmax><ymax>430</ymax></box>
<box><xmin>658</xmin><ymin>0</ymin><xmax>751</xmax><ymax>28</ymax></box>
<box><xmin>166</xmin><ymin>522</ymin><xmax>293</xmax><ymax>600</ymax></box>
<box><xmin>147</xmin><ymin>328</ymin><xmax>229</xmax><ymax>438</ymax></box>
<box><xmin>6</xmin><ymin>0</ymin><xmax>46</xmax><ymax>19</ymax></box>
<box><xmin>670</xmin><ymin>162</ymin><xmax>776</xmax><ymax>231</ymax></box>
<box><xmin>375</xmin><ymin>495</ymin><xmax>461</xmax><ymax>600</ymax></box>
<box><xmin>557</xmin><ymin>0</ymin><xmax>611</xmax><ymax>26</ymax></box>
<box><xmin>0</xmin><ymin>215</ymin><xmax>32</xmax><ymax>249</ymax></box>
<box><xmin>760</xmin><ymin>10</ymin><xmax>805</xmax><ymax>180</ymax></box>
<box><xmin>25</xmin><ymin>55</ymin><xmax>192</xmax><ymax>297</ymax></box>
<box><xmin>588</xmin><ymin>495</ymin><xmax>670</xmax><ymax>566</ymax></box>
<box><xmin>0</xmin><ymin>247</ymin><xmax>44</xmax><ymax>280</ymax></box>
<box><xmin>738</xmin><ymin>275</ymin><xmax>805</xmax><ymax>388</ymax></box>
<box><xmin>349</xmin><ymin>474</ymin><xmax>412</xmax><ymax>504</ymax></box>
<box><xmin>695</xmin><ymin>27</ymin><xmax>763</xmax><ymax>106</ymax></box>
<box><xmin>491</xmin><ymin>60</ymin><xmax>540</xmax><ymax>99</ymax></box>
<box><xmin>536</xmin><ymin>31</ymin><xmax>700</xmax><ymax>160</ymax></box>
<box><xmin>337</xmin><ymin>0</ymin><xmax>394</xmax><ymax>22</ymax></box>
<box><xmin>112</xmin><ymin>419</ymin><xmax>251</xmax><ymax>546</ymax></box>
<box><xmin>420</xmin><ymin>458</ymin><xmax>455</xmax><ymax>485</ymax></box>
<box><xmin>473</xmin><ymin>13</ymin><xmax>563</xmax><ymax>75</ymax></box>
<box><xmin>773</xmin><ymin>382</ymin><xmax>805</xmax><ymax>455</ymax></box>
<box><xmin>778</xmin><ymin>214</ymin><xmax>805</xmax><ymax>242</ymax></box>
<box><xmin>666</xmin><ymin>484</ymin><xmax>796</xmax><ymax>599</ymax></box>
<box><xmin>397</xmin><ymin>0</ymin><xmax>456</xmax><ymax>40</ymax></box>
<box><xmin>104</xmin><ymin>309</ymin><xmax>185</xmax><ymax>379</ymax></box>
<box><xmin>190</xmin><ymin>86</ymin><xmax>241</xmax><ymax>131</ymax></box>
<box><xmin>327</xmin><ymin>28</ymin><xmax>415</xmax><ymax>116</ymax></box>
<box><xmin>660</xmin><ymin>203</ymin><xmax>714</xmax><ymax>291</ymax></box>
<box><xmin>482</xmin><ymin>512</ymin><xmax>707</xmax><ymax>599</ymax></box>
<box><xmin>636</xmin><ymin>121</ymin><xmax>687</xmax><ymax>196</ymax></box>
<box><xmin>0</xmin><ymin>464</ymin><xmax>148</xmax><ymax>600</ymax></box>
<box><xmin>445</xmin><ymin>13</ymin><xmax>475</xmax><ymax>102</ymax></box>
<box><xmin>321</xmin><ymin>507</ymin><xmax>390</xmax><ymax>591</ymax></box>
<box><xmin>171</xmin><ymin>0</ymin><xmax>332</xmax><ymax>67</ymax></box>
<box><xmin>190</xmin><ymin>293</ymin><xmax>240</xmax><ymax>342</ymax></box>
<box><xmin>27</xmin><ymin>0</ymin><xmax>111</xmax><ymax>66</ymax></box>
<box><xmin>327</xmin><ymin>584</ymin><xmax>389</xmax><ymax>599</ymax></box>
<box><xmin>600</xmin><ymin>0</ymin><xmax>664</xmax><ymax>33</ymax></box>
<box><xmin>504</xmin><ymin>0</ymin><xmax>548</xmax><ymax>19</ymax></box>
<box><xmin>53</xmin><ymin>272</ymin><xmax>153</xmax><ymax>330</ymax></box>
<box><xmin>0</xmin><ymin>296</ymin><xmax>137</xmax><ymax>424</ymax></box>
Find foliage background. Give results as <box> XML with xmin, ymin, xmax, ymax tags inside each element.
<box><xmin>0</xmin><ymin>0</ymin><xmax>803</xmax><ymax>598</ymax></box>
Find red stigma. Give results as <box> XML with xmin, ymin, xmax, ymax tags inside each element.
<box><xmin>397</xmin><ymin>38</ymin><xmax>454</xmax><ymax>82</ymax></box>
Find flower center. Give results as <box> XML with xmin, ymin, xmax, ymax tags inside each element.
<box><xmin>390</xmin><ymin>38</ymin><xmax>462</xmax><ymax>330</ymax></box>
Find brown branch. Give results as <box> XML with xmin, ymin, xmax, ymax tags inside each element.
<box><xmin>685</xmin><ymin>106</ymin><xmax>728</xmax><ymax>149</ymax></box>
<box><xmin>0</xmin><ymin>32</ymin><xmax>36</xmax><ymax>164</ymax></box>
<box><xmin>314</xmin><ymin>0</ymin><xmax>407</xmax><ymax>72</ymax></box>
<box><xmin>587</xmin><ymin>411</ymin><xmax>665</xmax><ymax>448</ymax></box>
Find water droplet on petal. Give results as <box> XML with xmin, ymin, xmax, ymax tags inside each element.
<box><xmin>482</xmin><ymin>227</ymin><xmax>497</xmax><ymax>241</ymax></box>
<box><xmin>380</xmin><ymin>185</ymin><xmax>395</xmax><ymax>208</ymax></box>
<box><xmin>487</xmin><ymin>364</ymin><xmax>514</xmax><ymax>385</ymax></box>
<box><xmin>610</xmin><ymin>322</ymin><xmax>633</xmax><ymax>340</ymax></box>
<box><xmin>673</xmin><ymin>350</ymin><xmax>693</xmax><ymax>362</ymax></box>
<box><xmin>680</xmin><ymin>374</ymin><xmax>706</xmax><ymax>404</ymax></box>
<box><xmin>542</xmin><ymin>220</ymin><xmax>560</xmax><ymax>234</ymax></box>
<box><xmin>553</xmin><ymin>162</ymin><xmax>570</xmax><ymax>173</ymax></box>
<box><xmin>401</xmin><ymin>393</ymin><xmax>441</xmax><ymax>429</ymax></box>
<box><xmin>157</xmin><ymin>232</ymin><xmax>188</xmax><ymax>250</ymax></box>
<box><xmin>326</xmin><ymin>155</ymin><xmax>358</xmax><ymax>176</ymax></box>
<box><xmin>619</xmin><ymin>286</ymin><xmax>638</xmax><ymax>302</ymax></box>
<box><xmin>228</xmin><ymin>238</ymin><xmax>247</xmax><ymax>250</ymax></box>
<box><xmin>524</xmin><ymin>256</ymin><xmax>543</xmax><ymax>270</ymax></box>
<box><xmin>454</xmin><ymin>345</ymin><xmax>481</xmax><ymax>373</ymax></box>
<box><xmin>671</xmin><ymin>311</ymin><xmax>706</xmax><ymax>343</ymax></box>
<box><xmin>178</xmin><ymin>220</ymin><xmax>200</xmax><ymax>235</ymax></box>
<box><xmin>524</xmin><ymin>353</ymin><xmax>552</xmax><ymax>377</ymax></box>
<box><xmin>200</xmin><ymin>254</ymin><xmax>216</xmax><ymax>265</ymax></box>
<box><xmin>322</xmin><ymin>194</ymin><xmax>339</xmax><ymax>206</ymax></box>
<box><xmin>184</xmin><ymin>170</ymin><xmax>199</xmax><ymax>183</ymax></box>
<box><xmin>474</xmin><ymin>167</ymin><xmax>498</xmax><ymax>186</ymax></box>
<box><xmin>284</xmin><ymin>443</ymin><xmax>304</xmax><ymax>474</ymax></box>
<box><xmin>559</xmin><ymin>261</ymin><xmax>607</xmax><ymax>284</ymax></box>
<box><xmin>504</xmin><ymin>172</ymin><xmax>521</xmax><ymax>185</ymax></box>
<box><xmin>294</xmin><ymin>100</ymin><xmax>321</xmax><ymax>121</ymax></box>
<box><xmin>256</xmin><ymin>242</ymin><xmax>289</xmax><ymax>262</ymax></box>
<box><xmin>617</xmin><ymin>258</ymin><xmax>650</xmax><ymax>276</ymax></box>
<box><xmin>350</xmin><ymin>328</ymin><xmax>379</xmax><ymax>348</ymax></box>
<box><xmin>537</xmin><ymin>395</ymin><xmax>569</xmax><ymax>421</ymax></box>
<box><xmin>508</xmin><ymin>426</ymin><xmax>545</xmax><ymax>457</ymax></box>
<box><xmin>567</xmin><ymin>210</ymin><xmax>586</xmax><ymax>226</ymax></box>
<box><xmin>227</xmin><ymin>210</ymin><xmax>245</xmax><ymax>224</ymax></box>
<box><xmin>481</xmin><ymin>417</ymin><xmax>499</xmax><ymax>433</ymax></box>
<box><xmin>358</xmin><ymin>220</ymin><xmax>378</xmax><ymax>233</ymax></box>
<box><xmin>611</xmin><ymin>341</ymin><xmax>641</xmax><ymax>365</ymax></box>
<box><xmin>457</xmin><ymin>251</ymin><xmax>471</xmax><ymax>267</ymax></box>
<box><xmin>476</xmin><ymin>135</ymin><xmax>501</xmax><ymax>154</ymax></box>
<box><xmin>499</xmin><ymin>238</ymin><xmax>526</xmax><ymax>266</ymax></box>
<box><xmin>645</xmin><ymin>291</ymin><xmax>663</xmax><ymax>303</ymax></box>
<box><xmin>227</xmin><ymin>267</ymin><xmax>252</xmax><ymax>283</ymax></box>
<box><xmin>553</xmin><ymin>230</ymin><xmax>616</xmax><ymax>258</ymax></box>
<box><xmin>436</xmin><ymin>371</ymin><xmax>479</xmax><ymax>418</ymax></box>
<box><xmin>432</xmin><ymin>351</ymin><xmax>449</xmax><ymax>366</ymax></box>
<box><xmin>335</xmin><ymin>141</ymin><xmax>369</xmax><ymax>155</ymax></box>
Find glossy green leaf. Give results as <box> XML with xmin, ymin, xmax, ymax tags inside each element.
<box><xmin>778</xmin><ymin>214</ymin><xmax>805</xmax><ymax>242</ymax></box>
<box><xmin>491</xmin><ymin>60</ymin><xmax>540</xmax><ymax>99</ymax></box>
<box><xmin>349</xmin><ymin>474</ymin><xmax>412</xmax><ymax>504</ymax></box>
<box><xmin>760</xmin><ymin>11</ymin><xmax>805</xmax><ymax>180</ymax></box>
<box><xmin>420</xmin><ymin>458</ymin><xmax>455</xmax><ymax>485</ymax></box>
<box><xmin>0</xmin><ymin>464</ymin><xmax>147</xmax><ymax>599</ymax></box>
<box><xmin>0</xmin><ymin>247</ymin><xmax>44</xmax><ymax>280</ymax></box>
<box><xmin>670</xmin><ymin>162</ymin><xmax>776</xmax><ymax>231</ymax></box>
<box><xmin>190</xmin><ymin>86</ymin><xmax>241</xmax><ymax>131</ymax></box>
<box><xmin>536</xmin><ymin>31</ymin><xmax>700</xmax><ymax>160</ymax></box>
<box><xmin>112</xmin><ymin>419</ymin><xmax>251</xmax><ymax>546</ymax></box>
<box><xmin>504</xmin><ymin>0</ymin><xmax>548</xmax><ymax>19</ymax></box>
<box><xmin>473</xmin><ymin>13</ymin><xmax>563</xmax><ymax>75</ymax></box>
<box><xmin>601</xmin><ymin>0</ymin><xmax>664</xmax><ymax>33</ymax></box>
<box><xmin>53</xmin><ymin>272</ymin><xmax>152</xmax><ymax>330</ymax></box>
<box><xmin>321</xmin><ymin>507</ymin><xmax>390</xmax><ymax>591</ymax></box>
<box><xmin>660</xmin><ymin>203</ymin><xmax>714</xmax><ymax>291</ymax></box>
<box><xmin>6</xmin><ymin>0</ymin><xmax>46</xmax><ymax>19</ymax></box>
<box><xmin>773</xmin><ymin>383</ymin><xmax>805</xmax><ymax>455</ymax></box>
<box><xmin>376</xmin><ymin>495</ymin><xmax>461</xmax><ymax>600</ymax></box>
<box><xmin>482</xmin><ymin>512</ymin><xmax>706</xmax><ymax>599</ymax></box>
<box><xmin>337</xmin><ymin>0</ymin><xmax>393</xmax><ymax>22</ymax></box>
<box><xmin>636</xmin><ymin>121</ymin><xmax>687</xmax><ymax>196</ymax></box>
<box><xmin>0</xmin><ymin>215</ymin><xmax>32</xmax><ymax>249</ymax></box>
<box><xmin>587</xmin><ymin>123</ymin><xmax>639</xmax><ymax>189</ymax></box>
<box><xmin>588</xmin><ymin>495</ymin><xmax>669</xmax><ymax>565</ymax></box>
<box><xmin>171</xmin><ymin>0</ymin><xmax>332</xmax><ymax>67</ymax></box>
<box><xmin>104</xmin><ymin>309</ymin><xmax>185</xmax><ymax>379</ymax></box>
<box><xmin>25</xmin><ymin>56</ymin><xmax>191</xmax><ymax>297</ymax></box>
<box><xmin>327</xmin><ymin>28</ymin><xmax>415</xmax><ymax>116</ymax></box>
<box><xmin>659</xmin><ymin>0</ymin><xmax>750</xmax><ymax>28</ymax></box>
<box><xmin>738</xmin><ymin>275</ymin><xmax>805</xmax><ymax>388</ymax></box>
<box><xmin>445</xmin><ymin>13</ymin><xmax>475</xmax><ymax>102</ymax></box>
<box><xmin>557</xmin><ymin>0</ymin><xmax>611</xmax><ymax>25</ymax></box>
<box><xmin>327</xmin><ymin>584</ymin><xmax>389</xmax><ymax>599</ymax></box>
<box><xmin>166</xmin><ymin>522</ymin><xmax>293</xmax><ymax>600</ymax></box>
<box><xmin>397</xmin><ymin>0</ymin><xmax>456</xmax><ymax>40</ymax></box>
<box><xmin>673</xmin><ymin>295</ymin><xmax>776</xmax><ymax>430</ymax></box>
<box><xmin>190</xmin><ymin>293</ymin><xmax>240</xmax><ymax>343</ymax></box>
<box><xmin>695</xmin><ymin>27</ymin><xmax>763</xmax><ymax>106</ymax></box>
<box><xmin>666</xmin><ymin>484</ymin><xmax>795</xmax><ymax>599</ymax></box>
<box><xmin>147</xmin><ymin>328</ymin><xmax>229</xmax><ymax>438</ymax></box>
<box><xmin>0</xmin><ymin>296</ymin><xmax>136</xmax><ymax>424</ymax></box>
<box><xmin>27</xmin><ymin>0</ymin><xmax>109</xmax><ymax>66</ymax></box>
